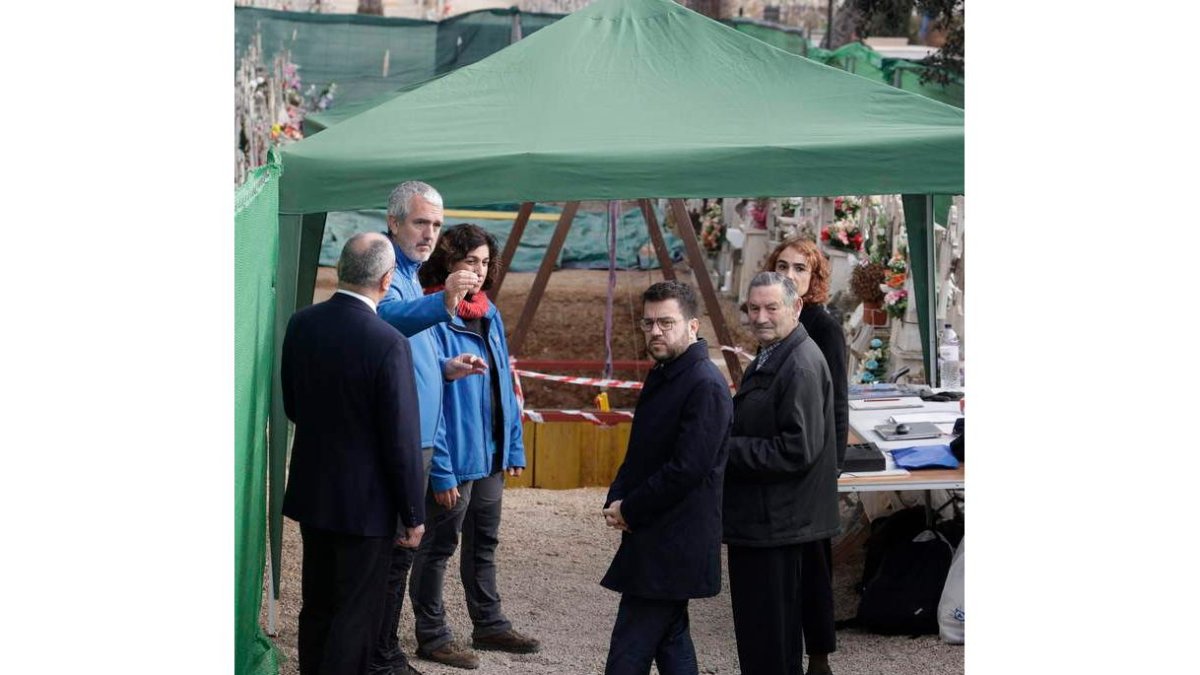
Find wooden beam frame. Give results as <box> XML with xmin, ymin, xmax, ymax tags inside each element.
<box><xmin>638</xmin><ymin>199</ymin><xmax>676</xmax><ymax>280</ymax></box>
<box><xmin>668</xmin><ymin>199</ymin><xmax>743</xmax><ymax>383</ymax></box>
<box><xmin>490</xmin><ymin>201</ymin><xmax>534</xmax><ymax>302</ymax></box>
<box><xmin>509</xmin><ymin>201</ymin><xmax>580</xmax><ymax>354</ymax></box>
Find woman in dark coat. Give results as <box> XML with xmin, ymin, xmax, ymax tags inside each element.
<box><xmin>762</xmin><ymin>236</ymin><xmax>848</xmax><ymax>675</ymax></box>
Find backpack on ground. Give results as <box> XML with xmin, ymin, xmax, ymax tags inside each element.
<box><xmin>855</xmin><ymin>506</ymin><xmax>955</xmax><ymax>636</ymax></box>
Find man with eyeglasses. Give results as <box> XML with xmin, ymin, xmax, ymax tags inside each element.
<box><xmin>599</xmin><ymin>280</ymin><xmax>734</xmax><ymax>675</ymax></box>
<box><xmin>723</xmin><ymin>272</ymin><xmax>839</xmax><ymax>675</ymax></box>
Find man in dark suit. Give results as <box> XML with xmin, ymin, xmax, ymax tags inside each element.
<box><xmin>282</xmin><ymin>232</ymin><xmax>427</xmax><ymax>675</ymax></box>
<box><xmin>600</xmin><ymin>281</ymin><xmax>734</xmax><ymax>675</ymax></box>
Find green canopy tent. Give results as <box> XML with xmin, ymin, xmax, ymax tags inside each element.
<box><xmin>265</xmin><ymin>0</ymin><xmax>962</xmax><ymax>623</ymax></box>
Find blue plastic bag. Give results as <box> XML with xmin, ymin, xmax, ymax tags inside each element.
<box><xmin>891</xmin><ymin>444</ymin><xmax>960</xmax><ymax>470</ymax></box>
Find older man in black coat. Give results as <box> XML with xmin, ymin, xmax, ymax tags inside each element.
<box><xmin>724</xmin><ymin>272</ymin><xmax>840</xmax><ymax>675</ymax></box>
<box><xmin>600</xmin><ymin>281</ymin><xmax>734</xmax><ymax>675</ymax></box>
<box><xmin>282</xmin><ymin>232</ymin><xmax>427</xmax><ymax>675</ymax></box>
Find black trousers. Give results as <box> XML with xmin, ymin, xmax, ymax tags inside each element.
<box><xmin>800</xmin><ymin>537</ymin><xmax>836</xmax><ymax>655</ymax></box>
<box><xmin>370</xmin><ymin>448</ymin><xmax>433</xmax><ymax>674</ymax></box>
<box><xmin>297</xmin><ymin>524</ymin><xmax>393</xmax><ymax>675</ymax></box>
<box><xmin>604</xmin><ymin>595</ymin><xmax>697</xmax><ymax>675</ymax></box>
<box><xmin>727</xmin><ymin>543</ymin><xmax>805</xmax><ymax>675</ymax></box>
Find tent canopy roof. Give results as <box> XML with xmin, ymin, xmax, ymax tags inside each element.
<box><xmin>279</xmin><ymin>0</ymin><xmax>963</xmax><ymax>214</ymax></box>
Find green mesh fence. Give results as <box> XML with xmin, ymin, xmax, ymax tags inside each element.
<box><xmin>236</xmin><ymin>7</ymin><xmax>962</xmax><ymax>115</ymax></box>
<box><xmin>888</xmin><ymin>60</ymin><xmax>964</xmax><ymax>108</ymax></box>
<box><xmin>235</xmin><ymin>153</ymin><xmax>283</xmax><ymax>675</ymax></box>
<box><xmin>727</xmin><ymin>19</ymin><xmax>810</xmax><ymax>56</ymax></box>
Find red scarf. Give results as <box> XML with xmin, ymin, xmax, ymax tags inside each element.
<box><xmin>424</xmin><ymin>284</ymin><xmax>491</xmax><ymax>320</ymax></box>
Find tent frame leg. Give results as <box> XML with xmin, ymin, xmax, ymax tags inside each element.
<box><xmin>509</xmin><ymin>201</ymin><xmax>580</xmax><ymax>354</ymax></box>
<box><xmin>667</xmin><ymin>199</ymin><xmax>743</xmax><ymax>383</ymax></box>
<box><xmin>490</xmin><ymin>201</ymin><xmax>534</xmax><ymax>302</ymax></box>
<box><xmin>639</xmin><ymin>199</ymin><xmax>676</xmax><ymax>280</ymax></box>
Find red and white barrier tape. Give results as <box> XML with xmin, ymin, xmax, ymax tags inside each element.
<box><xmin>522</xmin><ymin>409</ymin><xmax>635</xmax><ymax>425</ymax></box>
<box><xmin>514</xmin><ymin>369</ymin><xmax>644</xmax><ymax>390</ymax></box>
<box><xmin>720</xmin><ymin>345</ymin><xmax>755</xmax><ymax>362</ymax></box>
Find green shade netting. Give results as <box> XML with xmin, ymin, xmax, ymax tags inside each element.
<box><xmin>234</xmin><ymin>155</ymin><xmax>282</xmax><ymax>675</ymax></box>
<box><xmin>827</xmin><ymin>42</ymin><xmax>888</xmax><ymax>84</ymax></box>
<box><xmin>727</xmin><ymin>19</ymin><xmax>810</xmax><ymax>56</ymax></box>
<box><xmin>279</xmin><ymin>0</ymin><xmax>963</xmax><ymax>213</ymax></box>
<box><xmin>887</xmin><ymin>60</ymin><xmax>964</xmax><ymax>109</ymax></box>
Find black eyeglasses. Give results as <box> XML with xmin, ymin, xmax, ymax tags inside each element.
<box><xmin>639</xmin><ymin>316</ymin><xmax>683</xmax><ymax>332</ymax></box>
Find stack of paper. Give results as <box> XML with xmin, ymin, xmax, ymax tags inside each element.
<box><xmin>888</xmin><ymin>412</ymin><xmax>963</xmax><ymax>424</ymax></box>
<box><xmin>848</xmin><ymin>397</ymin><xmax>925</xmax><ymax>411</ymax></box>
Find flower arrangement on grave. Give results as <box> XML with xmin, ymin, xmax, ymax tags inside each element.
<box><xmin>850</xmin><ymin>259</ymin><xmax>887</xmax><ymax>305</ymax></box>
<box><xmin>778</xmin><ymin>198</ymin><xmax>800</xmax><ymax>218</ymax></box>
<box><xmin>699</xmin><ymin>201</ymin><xmax>725</xmax><ymax>254</ymax></box>
<box><xmin>820</xmin><ymin>196</ymin><xmax>865</xmax><ymax>253</ymax></box>
<box><xmin>833</xmin><ymin>195</ymin><xmax>861</xmax><ymax>221</ymax></box>
<box><xmin>748</xmin><ymin>198</ymin><xmax>769</xmax><ymax>229</ymax></box>
<box><xmin>857</xmin><ymin>337</ymin><xmax>889</xmax><ymax>383</ymax></box>
<box><xmin>882</xmin><ymin>254</ymin><xmax>909</xmax><ymax>319</ymax></box>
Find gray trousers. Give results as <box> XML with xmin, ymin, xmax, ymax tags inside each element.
<box><xmin>409</xmin><ymin>469</ymin><xmax>512</xmax><ymax>651</ymax></box>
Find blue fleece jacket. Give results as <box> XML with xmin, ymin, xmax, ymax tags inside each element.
<box><xmin>427</xmin><ymin>301</ymin><xmax>526</xmax><ymax>493</ymax></box>
<box><xmin>377</xmin><ymin>244</ymin><xmax>452</xmax><ymax>454</ymax></box>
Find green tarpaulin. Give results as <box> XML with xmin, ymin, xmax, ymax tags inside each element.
<box><xmin>319</xmin><ymin>203</ymin><xmax>683</xmax><ymax>271</ymax></box>
<box><xmin>279</xmin><ymin>0</ymin><xmax>962</xmax><ymax>213</ymax></box>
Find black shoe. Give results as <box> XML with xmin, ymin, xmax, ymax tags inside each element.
<box><xmin>472</xmin><ymin>628</ymin><xmax>541</xmax><ymax>654</ymax></box>
<box><xmin>417</xmin><ymin>642</ymin><xmax>480</xmax><ymax>670</ymax></box>
<box><xmin>369</xmin><ymin>658</ymin><xmax>424</xmax><ymax>675</ymax></box>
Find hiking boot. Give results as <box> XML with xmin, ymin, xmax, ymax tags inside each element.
<box><xmin>472</xmin><ymin>628</ymin><xmax>541</xmax><ymax>654</ymax></box>
<box><xmin>417</xmin><ymin>642</ymin><xmax>479</xmax><ymax>670</ymax></box>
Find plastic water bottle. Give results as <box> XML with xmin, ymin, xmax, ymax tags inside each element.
<box><xmin>938</xmin><ymin>323</ymin><xmax>962</xmax><ymax>389</ymax></box>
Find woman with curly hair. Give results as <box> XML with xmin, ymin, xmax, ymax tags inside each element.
<box><xmin>407</xmin><ymin>223</ymin><xmax>540</xmax><ymax>670</ymax></box>
<box><xmin>761</xmin><ymin>235</ymin><xmax>848</xmax><ymax>675</ymax></box>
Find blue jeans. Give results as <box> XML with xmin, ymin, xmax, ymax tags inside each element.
<box><xmin>604</xmin><ymin>595</ymin><xmax>697</xmax><ymax>675</ymax></box>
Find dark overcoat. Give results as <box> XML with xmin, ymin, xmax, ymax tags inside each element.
<box><xmin>723</xmin><ymin>324</ymin><xmax>840</xmax><ymax>547</ymax></box>
<box><xmin>600</xmin><ymin>339</ymin><xmax>734</xmax><ymax>600</ymax></box>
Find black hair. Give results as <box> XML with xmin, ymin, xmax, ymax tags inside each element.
<box><xmin>642</xmin><ymin>280</ymin><xmax>700</xmax><ymax>319</ymax></box>
<box><xmin>417</xmin><ymin>223</ymin><xmax>499</xmax><ymax>290</ymax></box>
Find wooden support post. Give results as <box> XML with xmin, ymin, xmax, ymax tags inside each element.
<box><xmin>509</xmin><ymin>201</ymin><xmax>580</xmax><ymax>354</ymax></box>
<box><xmin>668</xmin><ymin>199</ymin><xmax>743</xmax><ymax>383</ymax></box>
<box><xmin>491</xmin><ymin>201</ymin><xmax>534</xmax><ymax>302</ymax></box>
<box><xmin>638</xmin><ymin>199</ymin><xmax>676</xmax><ymax>281</ymax></box>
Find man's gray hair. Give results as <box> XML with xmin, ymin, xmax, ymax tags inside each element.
<box><xmin>338</xmin><ymin>232</ymin><xmax>395</xmax><ymax>287</ymax></box>
<box><xmin>387</xmin><ymin>180</ymin><xmax>444</xmax><ymax>220</ymax></box>
<box><xmin>748</xmin><ymin>271</ymin><xmax>799</xmax><ymax>306</ymax></box>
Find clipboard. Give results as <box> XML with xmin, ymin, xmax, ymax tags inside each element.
<box><xmin>873</xmin><ymin>421</ymin><xmax>944</xmax><ymax>441</ymax></box>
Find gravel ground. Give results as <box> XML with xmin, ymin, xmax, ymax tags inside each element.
<box><xmin>264</xmin><ymin>487</ymin><xmax>963</xmax><ymax>675</ymax></box>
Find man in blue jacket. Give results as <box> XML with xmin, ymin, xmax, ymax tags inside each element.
<box><xmin>370</xmin><ymin>181</ymin><xmax>488</xmax><ymax>675</ymax></box>
<box><xmin>600</xmin><ymin>281</ymin><xmax>734</xmax><ymax>675</ymax></box>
